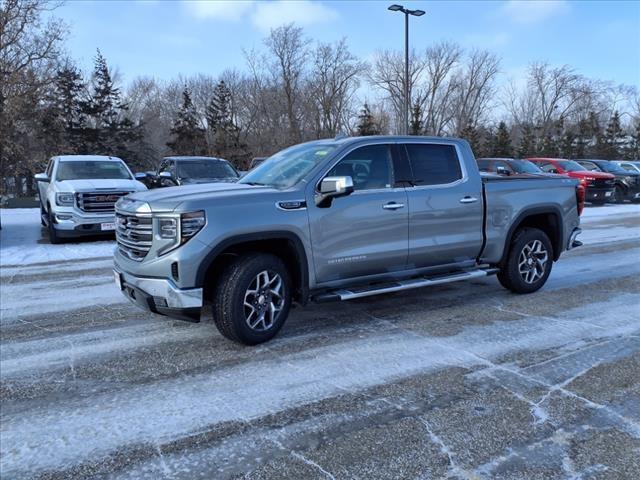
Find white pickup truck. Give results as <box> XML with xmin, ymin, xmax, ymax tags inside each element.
<box><xmin>35</xmin><ymin>155</ymin><xmax>147</xmax><ymax>243</ymax></box>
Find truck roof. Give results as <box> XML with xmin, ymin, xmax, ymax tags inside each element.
<box><xmin>55</xmin><ymin>155</ymin><xmax>124</xmax><ymax>162</ymax></box>
<box><xmin>163</xmin><ymin>156</ymin><xmax>229</xmax><ymax>162</ymax></box>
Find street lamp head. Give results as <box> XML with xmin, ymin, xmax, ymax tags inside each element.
<box><xmin>410</xmin><ymin>9</ymin><xmax>426</xmax><ymax>16</ymax></box>
<box><xmin>388</xmin><ymin>4</ymin><xmax>404</xmax><ymax>11</ymax></box>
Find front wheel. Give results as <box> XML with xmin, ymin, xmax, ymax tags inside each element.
<box><xmin>497</xmin><ymin>228</ymin><xmax>553</xmax><ymax>294</ymax></box>
<box><xmin>211</xmin><ymin>253</ymin><xmax>292</xmax><ymax>345</ymax></box>
<box><xmin>47</xmin><ymin>211</ymin><xmax>63</xmax><ymax>244</ymax></box>
<box><xmin>613</xmin><ymin>186</ymin><xmax>625</xmax><ymax>204</ymax></box>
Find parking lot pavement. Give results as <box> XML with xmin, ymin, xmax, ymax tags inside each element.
<box><xmin>1</xmin><ymin>205</ymin><xmax>639</xmax><ymax>479</ymax></box>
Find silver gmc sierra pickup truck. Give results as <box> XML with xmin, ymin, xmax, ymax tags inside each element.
<box><xmin>113</xmin><ymin>136</ymin><xmax>583</xmax><ymax>345</ymax></box>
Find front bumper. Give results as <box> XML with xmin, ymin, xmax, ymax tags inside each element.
<box><xmin>585</xmin><ymin>187</ymin><xmax>614</xmax><ymax>202</ymax></box>
<box><xmin>51</xmin><ymin>208</ymin><xmax>116</xmax><ymax>233</ymax></box>
<box><xmin>113</xmin><ymin>266</ymin><xmax>202</xmax><ymax>322</ymax></box>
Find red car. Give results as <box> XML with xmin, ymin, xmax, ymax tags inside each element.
<box><xmin>527</xmin><ymin>158</ymin><xmax>615</xmax><ymax>204</ymax></box>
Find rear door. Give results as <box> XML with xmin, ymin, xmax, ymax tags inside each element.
<box><xmin>307</xmin><ymin>143</ymin><xmax>409</xmax><ymax>284</ymax></box>
<box><xmin>403</xmin><ymin>143</ymin><xmax>484</xmax><ymax>269</ymax></box>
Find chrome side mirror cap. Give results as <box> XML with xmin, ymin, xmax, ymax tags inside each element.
<box><xmin>34</xmin><ymin>173</ymin><xmax>49</xmax><ymax>182</ymax></box>
<box><xmin>316</xmin><ymin>176</ymin><xmax>354</xmax><ymax>207</ymax></box>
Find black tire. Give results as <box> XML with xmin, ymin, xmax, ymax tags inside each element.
<box><xmin>211</xmin><ymin>253</ymin><xmax>292</xmax><ymax>345</ymax></box>
<box><xmin>47</xmin><ymin>210</ymin><xmax>62</xmax><ymax>244</ymax></box>
<box><xmin>613</xmin><ymin>186</ymin><xmax>625</xmax><ymax>204</ymax></box>
<box><xmin>497</xmin><ymin>228</ymin><xmax>553</xmax><ymax>294</ymax></box>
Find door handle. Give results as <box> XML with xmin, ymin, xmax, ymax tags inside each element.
<box><xmin>459</xmin><ymin>196</ymin><xmax>478</xmax><ymax>204</ymax></box>
<box><xmin>383</xmin><ymin>202</ymin><xmax>405</xmax><ymax>210</ymax></box>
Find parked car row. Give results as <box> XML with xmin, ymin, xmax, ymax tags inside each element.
<box><xmin>134</xmin><ymin>156</ymin><xmax>240</xmax><ymax>189</ymax></box>
<box><xmin>476</xmin><ymin>156</ymin><xmax>640</xmax><ymax>205</ymax></box>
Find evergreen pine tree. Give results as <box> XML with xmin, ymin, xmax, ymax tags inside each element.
<box><xmin>460</xmin><ymin>123</ymin><xmax>481</xmax><ymax>155</ymax></box>
<box><xmin>409</xmin><ymin>101</ymin><xmax>423</xmax><ymax>135</ymax></box>
<box><xmin>517</xmin><ymin>124</ymin><xmax>536</xmax><ymax>158</ymax></box>
<box><xmin>539</xmin><ymin>134</ymin><xmax>558</xmax><ymax>157</ymax></box>
<box><xmin>49</xmin><ymin>65</ymin><xmax>87</xmax><ymax>153</ymax></box>
<box><xmin>167</xmin><ymin>89</ymin><xmax>207</xmax><ymax>155</ymax></box>
<box><xmin>205</xmin><ymin>81</ymin><xmax>248</xmax><ymax>166</ymax></box>
<box><xmin>356</xmin><ymin>103</ymin><xmax>380</xmax><ymax>136</ymax></box>
<box><xmin>602</xmin><ymin>111</ymin><xmax>622</xmax><ymax>159</ymax></box>
<box><xmin>493</xmin><ymin>121</ymin><xmax>513</xmax><ymax>157</ymax></box>
<box><xmin>80</xmin><ymin>50</ymin><xmax>143</xmax><ymax>164</ymax></box>
<box><xmin>626</xmin><ymin>121</ymin><xmax>640</xmax><ymax>160</ymax></box>
<box><xmin>560</xmin><ymin>130</ymin><xmax>576</xmax><ymax>159</ymax></box>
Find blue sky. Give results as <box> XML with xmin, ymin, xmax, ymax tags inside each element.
<box><xmin>57</xmin><ymin>0</ymin><xmax>640</xmax><ymax>87</ymax></box>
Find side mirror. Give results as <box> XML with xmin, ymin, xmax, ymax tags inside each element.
<box><xmin>316</xmin><ymin>176</ymin><xmax>354</xmax><ymax>207</ymax></box>
<box><xmin>496</xmin><ymin>166</ymin><xmax>511</xmax><ymax>176</ymax></box>
<box><xmin>134</xmin><ymin>172</ymin><xmax>147</xmax><ymax>180</ymax></box>
<box><xmin>158</xmin><ymin>171</ymin><xmax>173</xmax><ymax>179</ymax></box>
<box><xmin>549</xmin><ymin>169</ymin><xmax>559</xmax><ymax>174</ymax></box>
<box><xmin>34</xmin><ymin>173</ymin><xmax>49</xmax><ymax>182</ymax></box>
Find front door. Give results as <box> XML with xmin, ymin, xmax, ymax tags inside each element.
<box><xmin>307</xmin><ymin>144</ymin><xmax>409</xmax><ymax>284</ymax></box>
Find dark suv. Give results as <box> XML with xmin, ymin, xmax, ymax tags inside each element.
<box><xmin>576</xmin><ymin>159</ymin><xmax>640</xmax><ymax>203</ymax></box>
<box><xmin>139</xmin><ymin>156</ymin><xmax>240</xmax><ymax>188</ymax></box>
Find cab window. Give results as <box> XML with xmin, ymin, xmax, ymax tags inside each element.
<box><xmin>405</xmin><ymin>144</ymin><xmax>462</xmax><ymax>186</ymax></box>
<box><xmin>327</xmin><ymin>145</ymin><xmax>393</xmax><ymax>191</ymax></box>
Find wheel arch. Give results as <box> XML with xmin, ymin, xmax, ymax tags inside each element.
<box><xmin>500</xmin><ymin>206</ymin><xmax>564</xmax><ymax>264</ymax></box>
<box><xmin>197</xmin><ymin>231</ymin><xmax>310</xmax><ymax>304</ymax></box>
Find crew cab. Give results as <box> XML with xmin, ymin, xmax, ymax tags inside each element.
<box><xmin>35</xmin><ymin>155</ymin><xmax>147</xmax><ymax>243</ymax></box>
<box><xmin>138</xmin><ymin>156</ymin><xmax>240</xmax><ymax>188</ymax></box>
<box><xmin>477</xmin><ymin>158</ymin><xmax>546</xmax><ymax>176</ymax></box>
<box><xmin>576</xmin><ymin>159</ymin><xmax>640</xmax><ymax>203</ymax></box>
<box><xmin>114</xmin><ymin>136</ymin><xmax>583</xmax><ymax>345</ymax></box>
<box><xmin>527</xmin><ymin>158</ymin><xmax>615</xmax><ymax>205</ymax></box>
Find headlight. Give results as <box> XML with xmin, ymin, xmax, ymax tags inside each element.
<box><xmin>56</xmin><ymin>192</ymin><xmax>74</xmax><ymax>206</ymax></box>
<box><xmin>181</xmin><ymin>211</ymin><xmax>206</xmax><ymax>242</ymax></box>
<box><xmin>155</xmin><ymin>210</ymin><xmax>205</xmax><ymax>257</ymax></box>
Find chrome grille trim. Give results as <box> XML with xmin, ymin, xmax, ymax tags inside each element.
<box><xmin>116</xmin><ymin>211</ymin><xmax>153</xmax><ymax>261</ymax></box>
<box><xmin>77</xmin><ymin>191</ymin><xmax>131</xmax><ymax>213</ymax></box>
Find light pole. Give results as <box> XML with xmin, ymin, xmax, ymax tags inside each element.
<box><xmin>388</xmin><ymin>4</ymin><xmax>425</xmax><ymax>135</ymax></box>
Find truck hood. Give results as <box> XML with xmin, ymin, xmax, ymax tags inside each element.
<box><xmin>127</xmin><ymin>182</ymin><xmax>277</xmax><ymax>212</ymax></box>
<box><xmin>56</xmin><ymin>178</ymin><xmax>146</xmax><ymax>192</ymax></box>
<box><xmin>566</xmin><ymin>171</ymin><xmax>615</xmax><ymax>180</ymax></box>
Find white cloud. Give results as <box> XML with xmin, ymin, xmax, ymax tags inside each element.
<box><xmin>501</xmin><ymin>0</ymin><xmax>569</xmax><ymax>24</ymax></box>
<box><xmin>251</xmin><ymin>0</ymin><xmax>338</xmax><ymax>32</ymax></box>
<box><xmin>184</xmin><ymin>1</ymin><xmax>255</xmax><ymax>22</ymax></box>
<box><xmin>184</xmin><ymin>0</ymin><xmax>338</xmax><ymax>31</ymax></box>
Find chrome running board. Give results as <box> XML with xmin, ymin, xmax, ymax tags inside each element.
<box><xmin>314</xmin><ymin>268</ymin><xmax>499</xmax><ymax>302</ymax></box>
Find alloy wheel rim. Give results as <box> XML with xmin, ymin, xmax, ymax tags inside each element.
<box><xmin>243</xmin><ymin>270</ymin><xmax>284</xmax><ymax>331</ymax></box>
<box><xmin>518</xmin><ymin>239</ymin><xmax>548</xmax><ymax>284</ymax></box>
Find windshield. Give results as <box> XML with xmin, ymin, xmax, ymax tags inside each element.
<box><xmin>598</xmin><ymin>162</ymin><xmax>627</xmax><ymax>174</ymax></box>
<box><xmin>239</xmin><ymin>142</ymin><xmax>339</xmax><ymax>189</ymax></box>
<box><xmin>557</xmin><ymin>160</ymin><xmax>587</xmax><ymax>172</ymax></box>
<box><xmin>56</xmin><ymin>161</ymin><xmax>132</xmax><ymax>181</ymax></box>
<box><xmin>511</xmin><ymin>160</ymin><xmax>542</xmax><ymax>174</ymax></box>
<box><xmin>177</xmin><ymin>160</ymin><xmax>238</xmax><ymax>179</ymax></box>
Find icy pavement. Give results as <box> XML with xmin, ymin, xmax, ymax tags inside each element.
<box><xmin>0</xmin><ymin>204</ymin><xmax>639</xmax><ymax>479</ymax></box>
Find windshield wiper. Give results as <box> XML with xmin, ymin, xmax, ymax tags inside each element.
<box><xmin>243</xmin><ymin>181</ymin><xmax>267</xmax><ymax>186</ymax></box>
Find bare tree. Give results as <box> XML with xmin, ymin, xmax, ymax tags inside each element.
<box><xmin>368</xmin><ymin>48</ymin><xmax>427</xmax><ymax>133</ymax></box>
<box><xmin>450</xmin><ymin>49</ymin><xmax>500</xmax><ymax>135</ymax></box>
<box><xmin>419</xmin><ymin>41</ymin><xmax>462</xmax><ymax>135</ymax></box>
<box><xmin>307</xmin><ymin>39</ymin><xmax>367</xmax><ymax>137</ymax></box>
<box><xmin>264</xmin><ymin>23</ymin><xmax>310</xmax><ymax>143</ymax></box>
<box><xmin>0</xmin><ymin>0</ymin><xmax>67</xmax><ymax>178</ymax></box>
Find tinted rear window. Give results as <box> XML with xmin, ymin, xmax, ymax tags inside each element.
<box><xmin>405</xmin><ymin>144</ymin><xmax>462</xmax><ymax>186</ymax></box>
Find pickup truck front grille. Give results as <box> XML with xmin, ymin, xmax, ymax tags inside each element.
<box><xmin>77</xmin><ymin>191</ymin><xmax>131</xmax><ymax>213</ymax></box>
<box><xmin>116</xmin><ymin>212</ymin><xmax>152</xmax><ymax>261</ymax></box>
<box><xmin>590</xmin><ymin>178</ymin><xmax>615</xmax><ymax>188</ymax></box>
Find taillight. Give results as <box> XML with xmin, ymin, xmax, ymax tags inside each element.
<box><xmin>576</xmin><ymin>184</ymin><xmax>585</xmax><ymax>216</ymax></box>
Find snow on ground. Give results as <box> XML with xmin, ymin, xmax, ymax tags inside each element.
<box><xmin>1</xmin><ymin>203</ymin><xmax>637</xmax><ymax>268</ymax></box>
<box><xmin>0</xmin><ymin>208</ymin><xmax>115</xmax><ymax>266</ymax></box>
<box><xmin>0</xmin><ymin>203</ymin><xmax>639</xmax><ymax>478</ymax></box>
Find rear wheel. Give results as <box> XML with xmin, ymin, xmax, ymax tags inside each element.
<box><xmin>497</xmin><ymin>228</ymin><xmax>553</xmax><ymax>294</ymax></box>
<box><xmin>211</xmin><ymin>253</ymin><xmax>292</xmax><ymax>345</ymax></box>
